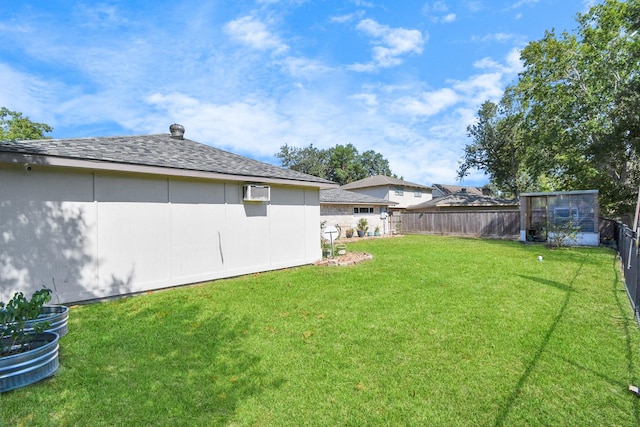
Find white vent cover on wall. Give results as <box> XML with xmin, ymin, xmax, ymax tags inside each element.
<box><xmin>243</xmin><ymin>184</ymin><xmax>270</xmax><ymax>202</ymax></box>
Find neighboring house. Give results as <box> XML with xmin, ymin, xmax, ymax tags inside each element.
<box><xmin>0</xmin><ymin>124</ymin><xmax>335</xmax><ymax>304</ymax></box>
<box><xmin>320</xmin><ymin>188</ymin><xmax>397</xmax><ymax>235</ymax></box>
<box><xmin>431</xmin><ymin>183</ymin><xmax>486</xmax><ymax>198</ymax></box>
<box><xmin>340</xmin><ymin>175</ymin><xmax>433</xmax><ymax>210</ymax></box>
<box><xmin>403</xmin><ymin>190</ymin><xmax>520</xmax><ymax>238</ymax></box>
<box><xmin>406</xmin><ymin>191</ymin><xmax>519</xmax><ymax>212</ymax></box>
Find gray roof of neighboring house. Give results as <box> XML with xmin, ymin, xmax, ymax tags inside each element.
<box><xmin>320</xmin><ymin>188</ymin><xmax>398</xmax><ymax>205</ymax></box>
<box><xmin>0</xmin><ymin>127</ymin><xmax>335</xmax><ymax>186</ymax></box>
<box><xmin>407</xmin><ymin>193</ymin><xmax>519</xmax><ymax>210</ymax></box>
<box><xmin>340</xmin><ymin>174</ymin><xmax>432</xmax><ymax>190</ymax></box>
<box><xmin>432</xmin><ymin>183</ymin><xmax>484</xmax><ymax>196</ymax></box>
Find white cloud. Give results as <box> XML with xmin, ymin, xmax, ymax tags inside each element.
<box><xmin>507</xmin><ymin>0</ymin><xmax>539</xmax><ymax>10</ymax></box>
<box><xmin>350</xmin><ymin>0</ymin><xmax>374</xmax><ymax>6</ymax></box>
<box><xmin>0</xmin><ymin>64</ymin><xmax>58</xmax><ymax>126</ymax></box>
<box><xmin>147</xmin><ymin>92</ymin><xmax>290</xmax><ymax>157</ymax></box>
<box><xmin>471</xmin><ymin>32</ymin><xmax>520</xmax><ymax>43</ymax></box>
<box><xmin>473</xmin><ymin>57</ymin><xmax>502</xmax><ymax>70</ymax></box>
<box><xmin>351</xmin><ymin>18</ymin><xmax>426</xmax><ymax>70</ymax></box>
<box><xmin>423</xmin><ymin>2</ymin><xmax>456</xmax><ymax>23</ymax></box>
<box><xmin>350</xmin><ymin>93</ymin><xmax>378</xmax><ymax>107</ymax></box>
<box><xmin>224</xmin><ymin>16</ymin><xmax>289</xmax><ymax>54</ymax></box>
<box><xmin>451</xmin><ymin>72</ymin><xmax>505</xmax><ymax>106</ymax></box>
<box><xmin>392</xmin><ymin>88</ymin><xmax>459</xmax><ymax>118</ymax></box>
<box><xmin>473</xmin><ymin>48</ymin><xmax>523</xmax><ymax>74</ymax></box>
<box><xmin>505</xmin><ymin>48</ymin><xmax>524</xmax><ymax>73</ymax></box>
<box><xmin>462</xmin><ymin>1</ymin><xmax>483</xmax><ymax>12</ymax></box>
<box><xmin>427</xmin><ymin>1</ymin><xmax>450</xmax><ymax>13</ymax></box>
<box><xmin>347</xmin><ymin>62</ymin><xmax>377</xmax><ymax>73</ymax></box>
<box><xmin>73</xmin><ymin>3</ymin><xmax>129</xmax><ymax>28</ymax></box>
<box><xmin>279</xmin><ymin>57</ymin><xmax>334</xmax><ymax>79</ymax></box>
<box><xmin>330</xmin><ymin>11</ymin><xmax>365</xmax><ymax>23</ymax></box>
<box><xmin>441</xmin><ymin>13</ymin><xmax>457</xmax><ymax>23</ymax></box>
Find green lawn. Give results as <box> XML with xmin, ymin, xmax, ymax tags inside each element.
<box><xmin>3</xmin><ymin>235</ymin><xmax>640</xmax><ymax>426</ymax></box>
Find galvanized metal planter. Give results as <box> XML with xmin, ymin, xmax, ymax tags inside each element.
<box><xmin>0</xmin><ymin>331</ymin><xmax>59</xmax><ymax>393</ymax></box>
<box><xmin>25</xmin><ymin>306</ymin><xmax>69</xmax><ymax>337</ymax></box>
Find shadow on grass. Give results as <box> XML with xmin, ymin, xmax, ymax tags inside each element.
<box><xmin>610</xmin><ymin>256</ymin><xmax>640</xmax><ymax>423</ymax></box>
<box><xmin>515</xmin><ymin>275</ymin><xmax>575</xmax><ymax>293</ymax></box>
<box><xmin>493</xmin><ymin>254</ymin><xmax>586</xmax><ymax>426</ymax></box>
<box><xmin>55</xmin><ymin>296</ymin><xmax>286</xmax><ymax>426</ymax></box>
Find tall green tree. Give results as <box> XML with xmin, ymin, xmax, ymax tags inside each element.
<box><xmin>276</xmin><ymin>143</ymin><xmax>394</xmax><ymax>185</ymax></box>
<box><xmin>0</xmin><ymin>107</ymin><xmax>52</xmax><ymax>141</ymax></box>
<box><xmin>360</xmin><ymin>149</ymin><xmax>393</xmax><ymax>179</ymax></box>
<box><xmin>461</xmin><ymin>0</ymin><xmax>640</xmax><ymax>215</ymax></box>
<box><xmin>275</xmin><ymin>143</ymin><xmax>328</xmax><ymax>179</ymax></box>
<box><xmin>458</xmin><ymin>97</ymin><xmax>531</xmax><ymax>198</ymax></box>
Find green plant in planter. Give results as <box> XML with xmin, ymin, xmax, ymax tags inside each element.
<box><xmin>321</xmin><ymin>238</ymin><xmax>332</xmax><ymax>258</ymax></box>
<box><xmin>345</xmin><ymin>228</ymin><xmax>354</xmax><ymax>238</ymax></box>
<box><xmin>357</xmin><ymin>218</ymin><xmax>368</xmax><ymax>237</ymax></box>
<box><xmin>374</xmin><ymin>226</ymin><xmax>381</xmax><ymax>236</ymax></box>
<box><xmin>1</xmin><ymin>288</ymin><xmax>52</xmax><ymax>356</ymax></box>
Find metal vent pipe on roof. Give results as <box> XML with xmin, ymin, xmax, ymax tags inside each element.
<box><xmin>169</xmin><ymin>123</ymin><xmax>185</xmax><ymax>139</ymax></box>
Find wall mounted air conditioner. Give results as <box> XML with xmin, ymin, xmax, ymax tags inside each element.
<box><xmin>243</xmin><ymin>184</ymin><xmax>270</xmax><ymax>202</ymax></box>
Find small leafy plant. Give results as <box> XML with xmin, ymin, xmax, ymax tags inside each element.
<box><xmin>321</xmin><ymin>238</ymin><xmax>332</xmax><ymax>257</ymax></box>
<box><xmin>546</xmin><ymin>220</ymin><xmax>581</xmax><ymax>248</ymax></box>
<box><xmin>357</xmin><ymin>218</ymin><xmax>368</xmax><ymax>232</ymax></box>
<box><xmin>1</xmin><ymin>288</ymin><xmax>52</xmax><ymax>356</ymax></box>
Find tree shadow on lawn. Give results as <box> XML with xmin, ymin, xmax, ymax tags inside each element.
<box><xmin>58</xmin><ymin>297</ymin><xmax>286</xmax><ymax>426</ymax></box>
<box><xmin>493</xmin><ymin>256</ymin><xmax>581</xmax><ymax>426</ymax></box>
<box><xmin>516</xmin><ymin>274</ymin><xmax>574</xmax><ymax>293</ymax></box>
<box><xmin>495</xmin><ymin>252</ymin><xmax>640</xmax><ymax>426</ymax></box>
<box><xmin>609</xmin><ymin>255</ymin><xmax>640</xmax><ymax>423</ymax></box>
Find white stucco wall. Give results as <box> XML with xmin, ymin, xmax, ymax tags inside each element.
<box><xmin>0</xmin><ymin>165</ymin><xmax>321</xmax><ymax>303</ymax></box>
<box><xmin>347</xmin><ymin>186</ymin><xmax>432</xmax><ymax>209</ymax></box>
<box><xmin>388</xmin><ymin>188</ymin><xmax>431</xmax><ymax>208</ymax></box>
<box><xmin>320</xmin><ymin>205</ymin><xmax>390</xmax><ymax>235</ymax></box>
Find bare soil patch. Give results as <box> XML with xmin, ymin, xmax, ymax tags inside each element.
<box><xmin>315</xmin><ymin>252</ymin><xmax>373</xmax><ymax>266</ymax></box>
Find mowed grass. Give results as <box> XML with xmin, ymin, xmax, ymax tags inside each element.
<box><xmin>3</xmin><ymin>235</ymin><xmax>640</xmax><ymax>426</ymax></box>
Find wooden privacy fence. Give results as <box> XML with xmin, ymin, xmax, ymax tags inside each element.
<box><xmin>399</xmin><ymin>210</ymin><xmax>521</xmax><ymax>238</ymax></box>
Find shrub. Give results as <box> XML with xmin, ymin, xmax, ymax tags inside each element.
<box><xmin>1</xmin><ymin>288</ymin><xmax>52</xmax><ymax>356</ymax></box>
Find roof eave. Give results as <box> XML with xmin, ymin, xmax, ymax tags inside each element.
<box><xmin>0</xmin><ymin>152</ymin><xmax>338</xmax><ymax>189</ymax></box>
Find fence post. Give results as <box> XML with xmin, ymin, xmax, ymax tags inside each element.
<box><xmin>635</xmin><ymin>232</ymin><xmax>640</xmax><ymax>325</ymax></box>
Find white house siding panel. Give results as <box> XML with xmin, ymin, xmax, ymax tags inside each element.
<box><xmin>168</xmin><ymin>179</ymin><xmax>225</xmax><ymax>282</ymax></box>
<box><xmin>1</xmin><ymin>166</ymin><xmax>322</xmax><ymax>303</ymax></box>
<box><xmin>95</xmin><ymin>174</ymin><xmax>172</xmax><ymax>295</ymax></box>
<box><xmin>223</xmin><ymin>189</ymin><xmax>271</xmax><ymax>272</ymax></box>
<box><xmin>0</xmin><ymin>166</ymin><xmax>98</xmax><ymax>303</ymax></box>
<box><xmin>269</xmin><ymin>186</ymin><xmax>311</xmax><ymax>266</ymax></box>
<box><xmin>304</xmin><ymin>190</ymin><xmax>322</xmax><ymax>260</ymax></box>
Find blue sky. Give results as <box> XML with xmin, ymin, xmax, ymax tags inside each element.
<box><xmin>0</xmin><ymin>0</ymin><xmax>596</xmax><ymax>186</ymax></box>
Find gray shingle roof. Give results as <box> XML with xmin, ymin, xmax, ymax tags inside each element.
<box><xmin>432</xmin><ymin>183</ymin><xmax>484</xmax><ymax>196</ymax></box>
<box><xmin>407</xmin><ymin>193</ymin><xmax>519</xmax><ymax>210</ymax></box>
<box><xmin>0</xmin><ymin>132</ymin><xmax>335</xmax><ymax>185</ymax></box>
<box><xmin>320</xmin><ymin>188</ymin><xmax>397</xmax><ymax>205</ymax></box>
<box><xmin>340</xmin><ymin>174</ymin><xmax>431</xmax><ymax>190</ymax></box>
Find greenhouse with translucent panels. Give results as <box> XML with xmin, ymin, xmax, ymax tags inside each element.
<box><xmin>520</xmin><ymin>190</ymin><xmax>599</xmax><ymax>246</ymax></box>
